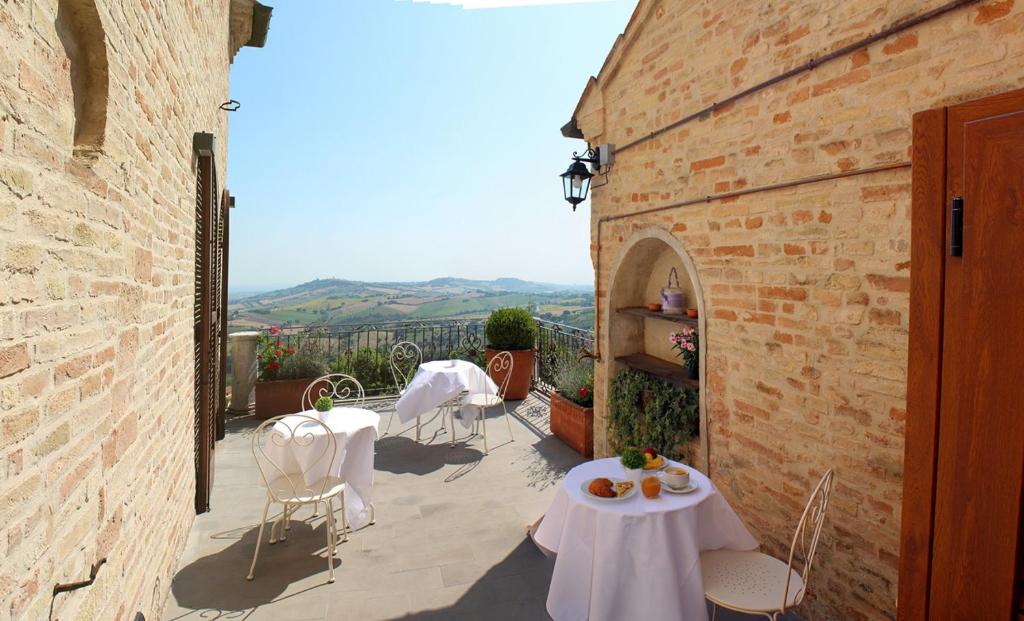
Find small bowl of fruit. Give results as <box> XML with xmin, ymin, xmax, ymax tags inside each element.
<box><xmin>642</xmin><ymin>447</ymin><xmax>666</xmax><ymax>470</ymax></box>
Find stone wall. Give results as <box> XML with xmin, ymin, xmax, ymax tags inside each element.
<box><xmin>0</xmin><ymin>1</ymin><xmax>237</xmax><ymax>619</ymax></box>
<box><xmin>574</xmin><ymin>1</ymin><xmax>1024</xmax><ymax>619</ymax></box>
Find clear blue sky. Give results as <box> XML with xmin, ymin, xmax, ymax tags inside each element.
<box><xmin>226</xmin><ymin>0</ymin><xmax>637</xmax><ymax>292</ymax></box>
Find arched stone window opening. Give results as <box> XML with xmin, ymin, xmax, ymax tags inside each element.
<box><xmin>604</xmin><ymin>227</ymin><xmax>709</xmax><ymax>472</ymax></box>
<box><xmin>56</xmin><ymin>0</ymin><xmax>109</xmax><ymax>156</ymax></box>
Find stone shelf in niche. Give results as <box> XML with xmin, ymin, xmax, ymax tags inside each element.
<box><xmin>615</xmin><ymin>353</ymin><xmax>699</xmax><ymax>390</ymax></box>
<box><xmin>616</xmin><ymin>307</ymin><xmax>698</xmax><ymax>327</ymax></box>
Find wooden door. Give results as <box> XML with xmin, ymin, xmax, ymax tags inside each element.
<box><xmin>900</xmin><ymin>89</ymin><xmax>1024</xmax><ymax>620</ymax></box>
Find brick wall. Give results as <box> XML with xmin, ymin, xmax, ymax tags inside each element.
<box><xmin>574</xmin><ymin>1</ymin><xmax>1024</xmax><ymax>619</ymax></box>
<box><xmin>0</xmin><ymin>1</ymin><xmax>236</xmax><ymax>619</ymax></box>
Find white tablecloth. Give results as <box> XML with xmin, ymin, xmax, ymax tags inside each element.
<box><xmin>394</xmin><ymin>360</ymin><xmax>498</xmax><ymax>430</ymax></box>
<box><xmin>533</xmin><ymin>458</ymin><xmax>758</xmax><ymax>621</ymax></box>
<box><xmin>263</xmin><ymin>408</ymin><xmax>379</xmax><ymax>529</ymax></box>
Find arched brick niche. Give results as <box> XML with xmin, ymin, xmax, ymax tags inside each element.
<box><xmin>56</xmin><ymin>0</ymin><xmax>109</xmax><ymax>156</ymax></box>
<box><xmin>602</xmin><ymin>226</ymin><xmax>709</xmax><ymax>472</ymax></box>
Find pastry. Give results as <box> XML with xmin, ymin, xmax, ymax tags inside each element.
<box><xmin>614</xmin><ymin>481</ymin><xmax>634</xmax><ymax>496</ymax></box>
<box><xmin>588</xmin><ymin>478</ymin><xmax>616</xmax><ymax>498</ymax></box>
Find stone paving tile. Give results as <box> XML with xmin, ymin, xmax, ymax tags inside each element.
<box><xmin>164</xmin><ymin>393</ymin><xmax>578</xmax><ymax>621</ymax></box>
<box><xmin>164</xmin><ymin>393</ymin><xmax>802</xmax><ymax>621</ymax></box>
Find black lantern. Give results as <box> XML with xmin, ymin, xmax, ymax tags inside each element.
<box><xmin>561</xmin><ymin>149</ymin><xmax>598</xmax><ymax>211</ymax></box>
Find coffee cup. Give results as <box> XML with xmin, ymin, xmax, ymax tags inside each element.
<box><xmin>663</xmin><ymin>467</ymin><xmax>690</xmax><ymax>489</ymax></box>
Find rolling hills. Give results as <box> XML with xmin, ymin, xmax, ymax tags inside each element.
<box><xmin>228</xmin><ymin>277</ymin><xmax>595</xmax><ymax>329</ymax></box>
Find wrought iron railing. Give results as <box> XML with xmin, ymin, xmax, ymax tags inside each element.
<box><xmin>259</xmin><ymin>317</ymin><xmax>594</xmax><ymax>398</ymax></box>
<box><xmin>534</xmin><ymin>319</ymin><xmax>595</xmax><ymax>392</ymax></box>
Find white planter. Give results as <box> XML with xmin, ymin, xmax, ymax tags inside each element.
<box><xmin>623</xmin><ymin>467</ymin><xmax>644</xmax><ymax>487</ymax></box>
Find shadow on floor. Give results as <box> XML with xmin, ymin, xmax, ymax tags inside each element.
<box><xmin>379</xmin><ymin>537</ymin><xmax>803</xmax><ymax>621</ymax></box>
<box><xmin>168</xmin><ymin>516</ymin><xmax>337</xmax><ymax>617</ymax></box>
<box><xmin>374</xmin><ymin>435</ymin><xmax>485</xmax><ymax>476</ymax></box>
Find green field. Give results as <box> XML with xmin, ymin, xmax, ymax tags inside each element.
<box><xmin>229</xmin><ymin>277</ymin><xmax>595</xmax><ymax>329</ymax></box>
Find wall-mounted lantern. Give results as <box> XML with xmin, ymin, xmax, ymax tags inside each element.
<box><xmin>560</xmin><ymin>144</ymin><xmax>614</xmax><ymax>211</ymax></box>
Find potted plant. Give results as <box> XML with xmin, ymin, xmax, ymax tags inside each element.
<box><xmin>549</xmin><ymin>357</ymin><xmax>594</xmax><ymax>458</ymax></box>
<box><xmin>484</xmin><ymin>307</ymin><xmax>538</xmax><ymax>400</ymax></box>
<box><xmin>620</xmin><ymin>448</ymin><xmax>646</xmax><ymax>486</ymax></box>
<box><xmin>671</xmin><ymin>326</ymin><xmax>699</xmax><ymax>380</ymax></box>
<box><xmin>254</xmin><ymin>328</ymin><xmax>328</xmax><ymax>418</ymax></box>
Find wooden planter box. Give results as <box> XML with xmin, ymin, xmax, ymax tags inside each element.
<box><xmin>550</xmin><ymin>390</ymin><xmax>593</xmax><ymax>458</ymax></box>
<box><xmin>486</xmin><ymin>348</ymin><xmax>534</xmax><ymax>400</ymax></box>
<box><xmin>254</xmin><ymin>377</ymin><xmax>320</xmax><ymax>419</ymax></box>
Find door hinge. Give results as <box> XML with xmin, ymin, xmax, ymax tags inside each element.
<box><xmin>950</xmin><ymin>196</ymin><xmax>963</xmax><ymax>257</ymax></box>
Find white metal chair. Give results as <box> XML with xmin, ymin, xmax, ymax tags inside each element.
<box><xmin>700</xmin><ymin>469</ymin><xmax>834</xmax><ymax>621</ymax></box>
<box><xmin>301</xmin><ymin>373</ymin><xmax>366</xmax><ymax>411</ymax></box>
<box><xmin>461</xmin><ymin>351</ymin><xmax>515</xmax><ymax>454</ymax></box>
<box><xmin>247</xmin><ymin>414</ymin><xmax>348</xmax><ymax>583</ymax></box>
<box><xmin>385</xmin><ymin>341</ymin><xmax>423</xmax><ymax>438</ymax></box>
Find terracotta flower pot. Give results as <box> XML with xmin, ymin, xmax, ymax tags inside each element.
<box><xmin>254</xmin><ymin>377</ymin><xmax>322</xmax><ymax>419</ymax></box>
<box><xmin>549</xmin><ymin>390</ymin><xmax>594</xmax><ymax>458</ymax></box>
<box><xmin>485</xmin><ymin>347</ymin><xmax>534</xmax><ymax>400</ymax></box>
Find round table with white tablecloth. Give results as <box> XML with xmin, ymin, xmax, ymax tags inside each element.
<box><xmin>533</xmin><ymin>458</ymin><xmax>759</xmax><ymax>621</ymax></box>
<box><xmin>262</xmin><ymin>408</ymin><xmax>379</xmax><ymax>529</ymax></box>
<box><xmin>394</xmin><ymin>359</ymin><xmax>498</xmax><ymax>430</ymax></box>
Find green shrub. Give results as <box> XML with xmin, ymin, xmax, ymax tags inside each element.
<box><xmin>314</xmin><ymin>395</ymin><xmax>333</xmax><ymax>412</ymax></box>
<box><xmin>608</xmin><ymin>369</ymin><xmax>698</xmax><ymax>461</ymax></box>
<box><xmin>277</xmin><ymin>349</ymin><xmax>327</xmax><ymax>380</ymax></box>
<box><xmin>554</xmin><ymin>357</ymin><xmax>594</xmax><ymax>407</ymax></box>
<box><xmin>329</xmin><ymin>348</ymin><xmax>391</xmax><ymax>393</ymax></box>
<box><xmin>485</xmin><ymin>308</ymin><xmax>537</xmax><ymax>351</ymax></box>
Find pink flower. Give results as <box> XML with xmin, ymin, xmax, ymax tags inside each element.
<box><xmin>270</xmin><ymin>326</ymin><xmax>281</xmax><ymax>335</ymax></box>
<box><xmin>686</xmin><ymin>343</ymin><xmax>695</xmax><ymax>351</ymax></box>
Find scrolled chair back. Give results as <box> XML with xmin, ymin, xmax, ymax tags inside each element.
<box><xmin>485</xmin><ymin>350</ymin><xmax>514</xmax><ymax>399</ymax></box>
<box><xmin>389</xmin><ymin>341</ymin><xmax>422</xmax><ymax>392</ymax></box>
<box><xmin>782</xmin><ymin>468</ymin><xmax>834</xmax><ymax>609</ymax></box>
<box><xmin>301</xmin><ymin>373</ymin><xmax>366</xmax><ymax>411</ymax></box>
<box><xmin>252</xmin><ymin>414</ymin><xmax>337</xmax><ymax>503</ymax></box>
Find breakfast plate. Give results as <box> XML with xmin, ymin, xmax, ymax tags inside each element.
<box><xmin>660</xmin><ymin>480</ymin><xmax>698</xmax><ymax>494</ymax></box>
<box><xmin>642</xmin><ymin>459</ymin><xmax>669</xmax><ymax>471</ymax></box>
<box><xmin>581</xmin><ymin>477</ymin><xmax>638</xmax><ymax>501</ymax></box>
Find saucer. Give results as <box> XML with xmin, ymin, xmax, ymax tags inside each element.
<box><xmin>661</xmin><ymin>480</ymin><xmax>697</xmax><ymax>494</ymax></box>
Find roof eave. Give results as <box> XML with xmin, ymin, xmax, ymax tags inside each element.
<box><xmin>246</xmin><ymin>2</ymin><xmax>273</xmax><ymax>48</ymax></box>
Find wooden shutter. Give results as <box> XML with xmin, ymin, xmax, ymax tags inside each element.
<box><xmin>193</xmin><ymin>135</ymin><xmax>218</xmax><ymax>514</ymax></box>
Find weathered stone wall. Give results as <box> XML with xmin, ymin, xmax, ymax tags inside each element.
<box><xmin>0</xmin><ymin>1</ymin><xmax>234</xmax><ymax>618</ymax></box>
<box><xmin>575</xmin><ymin>1</ymin><xmax>1024</xmax><ymax>619</ymax></box>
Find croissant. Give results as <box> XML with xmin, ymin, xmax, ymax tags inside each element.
<box><xmin>588</xmin><ymin>478</ymin><xmax>616</xmax><ymax>498</ymax></box>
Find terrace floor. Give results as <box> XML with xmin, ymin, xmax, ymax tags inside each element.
<box><xmin>163</xmin><ymin>392</ymin><xmax>799</xmax><ymax>621</ymax></box>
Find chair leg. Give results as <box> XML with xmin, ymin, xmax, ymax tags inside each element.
<box><xmin>284</xmin><ymin>503</ymin><xmax>291</xmax><ymax>532</ymax></box>
<box><xmin>502</xmin><ymin>401</ymin><xmax>514</xmax><ymax>442</ymax></box>
<box><xmin>269</xmin><ymin>508</ymin><xmax>282</xmax><ymax>544</ymax></box>
<box><xmin>415</xmin><ymin>415</ymin><xmax>421</xmax><ymax>442</ymax></box>
<box><xmin>339</xmin><ymin>494</ymin><xmax>349</xmax><ymax>543</ymax></box>
<box><xmin>325</xmin><ymin>498</ymin><xmax>336</xmax><ymax>583</ymax></box>
<box><xmin>311</xmin><ymin>501</ymin><xmax>319</xmax><ymax>518</ymax></box>
<box><xmin>481</xmin><ymin>407</ymin><xmax>488</xmax><ymax>455</ymax></box>
<box><xmin>449</xmin><ymin>406</ymin><xmax>457</xmax><ymax>447</ymax></box>
<box><xmin>247</xmin><ymin>497</ymin><xmax>271</xmax><ymax>580</ymax></box>
<box><xmin>710</xmin><ymin>602</ymin><xmax>718</xmax><ymax>621</ymax></box>
<box><xmin>369</xmin><ymin>502</ymin><xmax>376</xmax><ymax>525</ymax></box>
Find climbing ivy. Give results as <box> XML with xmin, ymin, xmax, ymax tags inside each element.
<box><xmin>607</xmin><ymin>368</ymin><xmax>698</xmax><ymax>461</ymax></box>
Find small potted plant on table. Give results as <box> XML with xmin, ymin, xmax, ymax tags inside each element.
<box><xmin>620</xmin><ymin>448</ymin><xmax>646</xmax><ymax>486</ymax></box>
<box><xmin>484</xmin><ymin>307</ymin><xmax>538</xmax><ymax>400</ymax></box>
<box><xmin>549</xmin><ymin>357</ymin><xmax>594</xmax><ymax>458</ymax></box>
